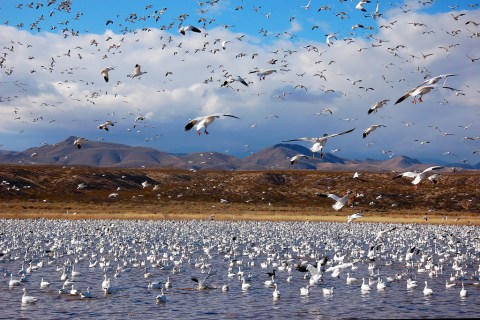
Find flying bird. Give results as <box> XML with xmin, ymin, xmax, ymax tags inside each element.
<box><xmin>184</xmin><ymin>113</ymin><xmax>240</xmax><ymax>135</ymax></box>
<box><xmin>290</xmin><ymin>154</ymin><xmax>309</xmax><ymax>165</ymax></box>
<box><xmin>257</xmin><ymin>69</ymin><xmax>276</xmax><ymax>80</ymax></box>
<box><xmin>128</xmin><ymin>64</ymin><xmax>147</xmax><ymax>78</ymax></box>
<box><xmin>394</xmin><ymin>85</ymin><xmax>435</xmax><ymax>104</ymax></box>
<box><xmin>393</xmin><ymin>166</ymin><xmax>443</xmax><ymax>186</ymax></box>
<box><xmin>283</xmin><ymin>128</ymin><xmax>355</xmax><ymax>158</ymax></box>
<box><xmin>363</xmin><ymin>124</ymin><xmax>386</xmax><ymax>138</ymax></box>
<box><xmin>179</xmin><ymin>25</ymin><xmax>202</xmax><ymax>35</ymax></box>
<box><xmin>222</xmin><ymin>75</ymin><xmax>249</xmax><ymax>87</ymax></box>
<box><xmin>100</xmin><ymin>67</ymin><xmax>115</xmax><ymax>82</ymax></box>
<box><xmin>73</xmin><ymin>138</ymin><xmax>86</xmax><ymax>149</ymax></box>
<box><xmin>316</xmin><ymin>191</ymin><xmax>354</xmax><ymax>211</ymax></box>
<box><xmin>368</xmin><ymin>99</ymin><xmax>389</xmax><ymax>114</ymax></box>
<box><xmin>98</xmin><ymin>120</ymin><xmax>114</xmax><ymax>131</ymax></box>
<box><xmin>347</xmin><ymin>211</ymin><xmax>364</xmax><ymax>223</ymax></box>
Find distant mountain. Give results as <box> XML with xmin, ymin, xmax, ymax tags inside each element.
<box><xmin>0</xmin><ymin>136</ymin><xmax>476</xmax><ymax>172</ymax></box>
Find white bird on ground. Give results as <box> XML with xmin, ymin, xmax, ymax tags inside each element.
<box><xmin>184</xmin><ymin>113</ymin><xmax>240</xmax><ymax>135</ymax></box>
<box><xmin>375</xmin><ymin>227</ymin><xmax>397</xmax><ymax>241</ymax></box>
<box><xmin>363</xmin><ymin>125</ymin><xmax>386</xmax><ymax>138</ymax></box>
<box><xmin>348</xmin><ymin>211</ymin><xmax>364</xmax><ymax>223</ymax></box>
<box><xmin>179</xmin><ymin>25</ymin><xmax>202</xmax><ymax>35</ymax></box>
<box><xmin>427</xmin><ymin>173</ymin><xmax>441</xmax><ymax>184</ymax></box>
<box><xmin>98</xmin><ymin>120</ymin><xmax>114</xmax><ymax>131</ymax></box>
<box><xmin>128</xmin><ymin>64</ymin><xmax>147</xmax><ymax>79</ymax></box>
<box><xmin>77</xmin><ymin>183</ymin><xmax>87</xmax><ymax>190</ymax></box>
<box><xmin>73</xmin><ymin>137</ymin><xmax>86</xmax><ymax>149</ymax></box>
<box><xmin>141</xmin><ymin>180</ymin><xmax>151</xmax><ymax>189</ymax></box>
<box><xmin>368</xmin><ymin>99</ymin><xmax>389</xmax><ymax>114</ymax></box>
<box><xmin>22</xmin><ymin>288</ymin><xmax>37</xmax><ymax>304</ymax></box>
<box><xmin>100</xmin><ymin>66</ymin><xmax>115</xmax><ymax>82</ymax></box>
<box><xmin>283</xmin><ymin>128</ymin><xmax>355</xmax><ymax>158</ymax></box>
<box><xmin>316</xmin><ymin>191</ymin><xmax>353</xmax><ymax>211</ymax></box>
<box><xmin>290</xmin><ymin>154</ymin><xmax>309</xmax><ymax>166</ymax></box>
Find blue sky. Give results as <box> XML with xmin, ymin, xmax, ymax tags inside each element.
<box><xmin>0</xmin><ymin>0</ymin><xmax>479</xmax><ymax>164</ymax></box>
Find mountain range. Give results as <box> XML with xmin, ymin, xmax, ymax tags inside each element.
<box><xmin>0</xmin><ymin>136</ymin><xmax>478</xmax><ymax>171</ymax></box>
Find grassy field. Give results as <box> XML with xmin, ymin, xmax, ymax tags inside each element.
<box><xmin>0</xmin><ymin>165</ymin><xmax>478</xmax><ymax>225</ymax></box>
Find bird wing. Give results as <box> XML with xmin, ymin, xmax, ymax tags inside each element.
<box><xmin>283</xmin><ymin>137</ymin><xmax>317</xmax><ymax>142</ymax></box>
<box><xmin>317</xmin><ymin>193</ymin><xmax>341</xmax><ymax>202</ymax></box>
<box><xmin>392</xmin><ymin>171</ymin><xmax>418</xmax><ymax>179</ymax></box>
<box><xmin>184</xmin><ymin>117</ymin><xmax>202</xmax><ymax>131</ymax></box>
<box><xmin>324</xmin><ymin>128</ymin><xmax>356</xmax><ymax>139</ymax></box>
<box><xmin>422</xmin><ymin>165</ymin><xmax>443</xmax><ymax>173</ymax></box>
<box><xmin>220</xmin><ymin>114</ymin><xmax>240</xmax><ymax>119</ymax></box>
<box><xmin>189</xmin><ymin>25</ymin><xmax>202</xmax><ymax>33</ymax></box>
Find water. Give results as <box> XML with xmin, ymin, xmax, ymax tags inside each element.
<box><xmin>1</xmin><ymin>219</ymin><xmax>479</xmax><ymax>319</ymax></box>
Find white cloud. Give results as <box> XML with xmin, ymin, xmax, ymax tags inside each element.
<box><xmin>0</xmin><ymin>4</ymin><xmax>479</xmax><ymax>164</ymax></box>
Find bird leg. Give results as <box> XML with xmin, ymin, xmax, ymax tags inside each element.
<box><xmin>418</xmin><ymin>95</ymin><xmax>423</xmax><ymax>103</ymax></box>
<box><xmin>196</xmin><ymin>130</ymin><xmax>201</xmax><ymax>135</ymax></box>
<box><xmin>411</xmin><ymin>97</ymin><xmax>417</xmax><ymax>104</ymax></box>
<box><xmin>320</xmin><ymin>152</ymin><xmax>324</xmax><ymax>159</ymax></box>
<box><xmin>204</xmin><ymin>129</ymin><xmax>209</xmax><ymax>135</ymax></box>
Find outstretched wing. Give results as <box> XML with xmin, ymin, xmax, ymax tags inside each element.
<box><xmin>316</xmin><ymin>193</ymin><xmax>341</xmax><ymax>202</ymax></box>
<box><xmin>283</xmin><ymin>137</ymin><xmax>317</xmax><ymax>143</ymax></box>
<box><xmin>184</xmin><ymin>117</ymin><xmax>202</xmax><ymax>131</ymax></box>
<box><xmin>324</xmin><ymin>128</ymin><xmax>356</xmax><ymax>139</ymax></box>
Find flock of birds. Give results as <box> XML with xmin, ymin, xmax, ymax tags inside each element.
<box><xmin>1</xmin><ymin>219</ymin><xmax>479</xmax><ymax>317</ymax></box>
<box><xmin>0</xmin><ymin>0</ymin><xmax>478</xmax><ymax>164</ymax></box>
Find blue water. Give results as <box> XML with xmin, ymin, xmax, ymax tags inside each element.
<box><xmin>1</xmin><ymin>219</ymin><xmax>478</xmax><ymax>319</ymax></box>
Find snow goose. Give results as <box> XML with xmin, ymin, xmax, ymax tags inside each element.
<box><xmin>346</xmin><ymin>273</ymin><xmax>358</xmax><ymax>284</ymax></box>
<box><xmin>73</xmin><ymin>137</ymin><xmax>86</xmax><ymax>149</ymax></box>
<box><xmin>316</xmin><ymin>190</ymin><xmax>353</xmax><ymax>211</ymax></box>
<box><xmin>80</xmin><ymin>287</ymin><xmax>93</xmax><ymax>299</ymax></box>
<box><xmin>241</xmin><ymin>276</ymin><xmax>251</xmax><ymax>290</ymax></box>
<box><xmin>283</xmin><ymin>128</ymin><xmax>355</xmax><ymax>158</ymax></box>
<box><xmin>423</xmin><ymin>281</ymin><xmax>433</xmax><ymax>296</ymax></box>
<box><xmin>394</xmin><ymin>84</ymin><xmax>436</xmax><ymax>104</ymax></box>
<box><xmin>184</xmin><ymin>113</ymin><xmax>240</xmax><ymax>135</ymax></box>
<box><xmin>363</xmin><ymin>124</ymin><xmax>386</xmax><ymax>138</ymax></box>
<box><xmin>348</xmin><ymin>211</ymin><xmax>364</xmax><ymax>223</ymax></box>
<box><xmin>256</xmin><ymin>69</ymin><xmax>276</xmax><ymax>80</ymax></box>
<box><xmin>290</xmin><ymin>154</ymin><xmax>309</xmax><ymax>166</ymax></box>
<box><xmin>406</xmin><ymin>278</ymin><xmax>418</xmax><ymax>289</ymax></box>
<box><xmin>361</xmin><ymin>278</ymin><xmax>371</xmax><ymax>292</ymax></box>
<box><xmin>128</xmin><ymin>64</ymin><xmax>147</xmax><ymax>79</ymax></box>
<box><xmin>98</xmin><ymin>120</ymin><xmax>114</xmax><ymax>131</ymax></box>
<box><xmin>222</xmin><ymin>75</ymin><xmax>249</xmax><ymax>87</ymax></box>
<box><xmin>272</xmin><ymin>283</ymin><xmax>281</xmax><ymax>299</ymax></box>
<box><xmin>40</xmin><ymin>278</ymin><xmax>50</xmax><ymax>288</ymax></box>
<box><xmin>22</xmin><ymin>288</ymin><xmax>37</xmax><ymax>304</ymax></box>
<box><xmin>9</xmin><ymin>274</ymin><xmax>21</xmax><ymax>287</ymax></box>
<box><xmin>460</xmin><ymin>282</ymin><xmax>467</xmax><ymax>297</ymax></box>
<box><xmin>179</xmin><ymin>25</ymin><xmax>202</xmax><ymax>35</ymax></box>
<box><xmin>323</xmin><ymin>287</ymin><xmax>334</xmax><ymax>295</ymax></box>
<box><xmin>412</xmin><ymin>166</ymin><xmax>443</xmax><ymax>186</ymax></box>
<box><xmin>100</xmin><ymin>66</ymin><xmax>115</xmax><ymax>82</ymax></box>
<box><xmin>300</xmin><ymin>285</ymin><xmax>310</xmax><ymax>296</ymax></box>
<box><xmin>156</xmin><ymin>288</ymin><xmax>167</xmax><ymax>303</ymax></box>
<box><xmin>325</xmin><ymin>33</ymin><xmax>337</xmax><ymax>46</ymax></box>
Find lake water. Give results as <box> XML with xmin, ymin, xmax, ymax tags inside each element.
<box><xmin>1</xmin><ymin>219</ymin><xmax>478</xmax><ymax>319</ymax></box>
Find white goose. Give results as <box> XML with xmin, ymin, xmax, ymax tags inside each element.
<box><xmin>179</xmin><ymin>25</ymin><xmax>202</xmax><ymax>35</ymax></box>
<box><xmin>272</xmin><ymin>283</ymin><xmax>281</xmax><ymax>299</ymax></box>
<box><xmin>283</xmin><ymin>128</ymin><xmax>355</xmax><ymax>158</ymax></box>
<box><xmin>323</xmin><ymin>287</ymin><xmax>334</xmax><ymax>295</ymax></box>
<box><xmin>368</xmin><ymin>99</ymin><xmax>389</xmax><ymax>114</ymax></box>
<box><xmin>156</xmin><ymin>288</ymin><xmax>167</xmax><ymax>303</ymax></box>
<box><xmin>361</xmin><ymin>278</ymin><xmax>371</xmax><ymax>292</ymax></box>
<box><xmin>423</xmin><ymin>281</ymin><xmax>433</xmax><ymax>296</ymax></box>
<box><xmin>460</xmin><ymin>282</ymin><xmax>467</xmax><ymax>297</ymax></box>
<box><xmin>363</xmin><ymin>125</ymin><xmax>386</xmax><ymax>139</ymax></box>
<box><xmin>128</xmin><ymin>64</ymin><xmax>147</xmax><ymax>79</ymax></box>
<box><xmin>40</xmin><ymin>278</ymin><xmax>50</xmax><ymax>288</ymax></box>
<box><xmin>316</xmin><ymin>191</ymin><xmax>353</xmax><ymax>211</ymax></box>
<box><xmin>100</xmin><ymin>66</ymin><xmax>115</xmax><ymax>82</ymax></box>
<box><xmin>21</xmin><ymin>288</ymin><xmax>37</xmax><ymax>304</ymax></box>
<box><xmin>290</xmin><ymin>154</ymin><xmax>309</xmax><ymax>166</ymax></box>
<box><xmin>394</xmin><ymin>84</ymin><xmax>436</xmax><ymax>105</ymax></box>
<box><xmin>300</xmin><ymin>285</ymin><xmax>310</xmax><ymax>296</ymax></box>
<box><xmin>184</xmin><ymin>113</ymin><xmax>240</xmax><ymax>135</ymax></box>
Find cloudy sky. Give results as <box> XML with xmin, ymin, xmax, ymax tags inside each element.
<box><xmin>0</xmin><ymin>0</ymin><xmax>479</xmax><ymax>164</ymax></box>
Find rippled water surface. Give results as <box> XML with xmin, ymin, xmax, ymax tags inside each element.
<box><xmin>1</xmin><ymin>219</ymin><xmax>479</xmax><ymax>319</ymax></box>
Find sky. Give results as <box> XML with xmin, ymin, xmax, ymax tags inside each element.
<box><xmin>0</xmin><ymin>0</ymin><xmax>479</xmax><ymax>164</ymax></box>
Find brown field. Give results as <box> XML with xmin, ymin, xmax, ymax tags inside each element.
<box><xmin>0</xmin><ymin>165</ymin><xmax>479</xmax><ymax>225</ymax></box>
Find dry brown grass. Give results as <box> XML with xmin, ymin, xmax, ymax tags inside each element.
<box><xmin>0</xmin><ymin>165</ymin><xmax>479</xmax><ymax>225</ymax></box>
